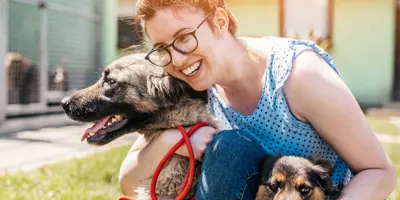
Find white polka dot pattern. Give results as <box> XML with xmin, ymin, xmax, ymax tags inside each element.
<box><xmin>207</xmin><ymin>37</ymin><xmax>353</xmax><ymax>188</ymax></box>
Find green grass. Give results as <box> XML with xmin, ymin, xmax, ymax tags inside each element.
<box><xmin>366</xmin><ymin>116</ymin><xmax>399</xmax><ymax>135</ymax></box>
<box><xmin>0</xmin><ymin>120</ymin><xmax>399</xmax><ymax>199</ymax></box>
<box><xmin>0</xmin><ymin>146</ymin><xmax>131</xmax><ymax>200</ymax></box>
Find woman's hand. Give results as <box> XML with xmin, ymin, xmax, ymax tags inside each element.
<box><xmin>162</xmin><ymin>126</ymin><xmax>219</xmax><ymax>160</ymax></box>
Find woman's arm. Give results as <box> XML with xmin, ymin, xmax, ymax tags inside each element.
<box><xmin>283</xmin><ymin>50</ymin><xmax>397</xmax><ymax>199</ymax></box>
<box><xmin>118</xmin><ymin>134</ymin><xmax>173</xmax><ymax>196</ymax></box>
<box><xmin>118</xmin><ymin>126</ymin><xmax>217</xmax><ymax>196</ymax></box>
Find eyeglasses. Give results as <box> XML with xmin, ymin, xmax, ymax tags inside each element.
<box><xmin>144</xmin><ymin>13</ymin><xmax>212</xmax><ymax>67</ymax></box>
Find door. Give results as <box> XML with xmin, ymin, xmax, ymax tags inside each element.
<box><xmin>392</xmin><ymin>0</ymin><xmax>400</xmax><ymax>100</ymax></box>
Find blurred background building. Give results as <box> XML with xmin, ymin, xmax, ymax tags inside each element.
<box><xmin>0</xmin><ymin>0</ymin><xmax>130</xmax><ymax>133</ymax></box>
<box><xmin>0</xmin><ymin>0</ymin><xmax>398</xmax><ymax>133</ymax></box>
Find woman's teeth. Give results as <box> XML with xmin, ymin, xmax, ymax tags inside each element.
<box><xmin>182</xmin><ymin>61</ymin><xmax>201</xmax><ymax>76</ymax></box>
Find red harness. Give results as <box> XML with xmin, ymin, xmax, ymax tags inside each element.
<box><xmin>118</xmin><ymin>122</ymin><xmax>208</xmax><ymax>200</ymax></box>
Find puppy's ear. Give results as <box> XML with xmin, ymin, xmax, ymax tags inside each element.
<box><xmin>258</xmin><ymin>155</ymin><xmax>282</xmax><ymax>185</ymax></box>
<box><xmin>309</xmin><ymin>155</ymin><xmax>334</xmax><ymax>191</ymax></box>
<box><xmin>308</xmin><ymin>155</ymin><xmax>333</xmax><ymax>176</ymax></box>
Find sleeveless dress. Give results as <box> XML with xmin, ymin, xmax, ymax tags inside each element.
<box><xmin>206</xmin><ymin>36</ymin><xmax>353</xmax><ymax>188</ymax></box>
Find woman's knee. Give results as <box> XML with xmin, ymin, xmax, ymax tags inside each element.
<box><xmin>208</xmin><ymin>129</ymin><xmax>263</xmax><ymax>154</ymax></box>
<box><xmin>204</xmin><ymin>129</ymin><xmax>267</xmax><ymax>164</ymax></box>
<box><xmin>196</xmin><ymin>130</ymin><xmax>266</xmax><ymax>200</ymax></box>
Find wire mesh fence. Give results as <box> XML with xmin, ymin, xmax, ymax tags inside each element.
<box><xmin>4</xmin><ymin>0</ymin><xmax>103</xmax><ymax>117</ymax></box>
<box><xmin>7</xmin><ymin>1</ymin><xmax>41</xmax><ymax>105</ymax></box>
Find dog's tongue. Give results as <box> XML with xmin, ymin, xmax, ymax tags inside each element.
<box><xmin>81</xmin><ymin>116</ymin><xmax>111</xmax><ymax>141</ymax></box>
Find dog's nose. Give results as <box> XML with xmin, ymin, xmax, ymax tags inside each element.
<box><xmin>61</xmin><ymin>96</ymin><xmax>71</xmax><ymax>109</ymax></box>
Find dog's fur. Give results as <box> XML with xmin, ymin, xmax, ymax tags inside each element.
<box><xmin>255</xmin><ymin>155</ymin><xmax>343</xmax><ymax>200</ymax></box>
<box><xmin>61</xmin><ymin>53</ymin><xmax>221</xmax><ymax>199</ymax></box>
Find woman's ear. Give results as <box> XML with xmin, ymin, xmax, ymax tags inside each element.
<box><xmin>213</xmin><ymin>7</ymin><xmax>229</xmax><ymax>39</ymax></box>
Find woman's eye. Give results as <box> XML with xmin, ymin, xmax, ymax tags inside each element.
<box><xmin>177</xmin><ymin>34</ymin><xmax>190</xmax><ymax>43</ymax></box>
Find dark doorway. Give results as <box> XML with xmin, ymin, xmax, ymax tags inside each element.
<box><xmin>392</xmin><ymin>0</ymin><xmax>400</xmax><ymax>100</ymax></box>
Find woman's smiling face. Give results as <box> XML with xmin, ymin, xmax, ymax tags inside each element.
<box><xmin>144</xmin><ymin>7</ymin><xmax>230</xmax><ymax>91</ymax></box>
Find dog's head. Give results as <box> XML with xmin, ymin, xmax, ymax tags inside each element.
<box><xmin>256</xmin><ymin>155</ymin><xmax>342</xmax><ymax>200</ymax></box>
<box><xmin>61</xmin><ymin>53</ymin><xmax>206</xmax><ymax>145</ymax></box>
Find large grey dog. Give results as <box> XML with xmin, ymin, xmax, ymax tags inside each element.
<box><xmin>61</xmin><ymin>53</ymin><xmax>221</xmax><ymax>199</ymax></box>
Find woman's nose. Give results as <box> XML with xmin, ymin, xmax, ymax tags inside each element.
<box><xmin>170</xmin><ymin>49</ymin><xmax>188</xmax><ymax>68</ymax></box>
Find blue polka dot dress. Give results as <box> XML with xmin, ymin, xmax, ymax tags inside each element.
<box><xmin>207</xmin><ymin>37</ymin><xmax>353</xmax><ymax>187</ymax></box>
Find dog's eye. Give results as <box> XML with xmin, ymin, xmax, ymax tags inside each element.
<box><xmin>103</xmin><ymin>79</ymin><xmax>116</xmax><ymax>87</ymax></box>
<box><xmin>107</xmin><ymin>79</ymin><xmax>116</xmax><ymax>85</ymax></box>
<box><xmin>267</xmin><ymin>181</ymin><xmax>282</xmax><ymax>193</ymax></box>
<box><xmin>299</xmin><ymin>186</ymin><xmax>312</xmax><ymax>196</ymax></box>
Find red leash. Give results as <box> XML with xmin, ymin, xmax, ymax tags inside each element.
<box><xmin>118</xmin><ymin>122</ymin><xmax>208</xmax><ymax>200</ymax></box>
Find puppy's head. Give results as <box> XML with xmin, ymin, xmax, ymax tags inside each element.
<box><xmin>61</xmin><ymin>53</ymin><xmax>205</xmax><ymax>145</ymax></box>
<box><xmin>256</xmin><ymin>155</ymin><xmax>342</xmax><ymax>200</ymax></box>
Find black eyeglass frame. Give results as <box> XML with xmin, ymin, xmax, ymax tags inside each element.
<box><xmin>144</xmin><ymin>13</ymin><xmax>212</xmax><ymax>67</ymax></box>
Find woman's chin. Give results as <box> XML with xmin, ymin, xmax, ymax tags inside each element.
<box><xmin>187</xmin><ymin>79</ymin><xmax>212</xmax><ymax>91</ymax></box>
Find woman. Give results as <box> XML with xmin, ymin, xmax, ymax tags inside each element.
<box><xmin>118</xmin><ymin>0</ymin><xmax>397</xmax><ymax>199</ymax></box>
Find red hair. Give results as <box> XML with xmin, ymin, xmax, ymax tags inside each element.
<box><xmin>134</xmin><ymin>0</ymin><xmax>237</xmax><ymax>38</ymax></box>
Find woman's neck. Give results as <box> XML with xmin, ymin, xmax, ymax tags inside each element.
<box><xmin>215</xmin><ymin>37</ymin><xmax>269</xmax><ymax>97</ymax></box>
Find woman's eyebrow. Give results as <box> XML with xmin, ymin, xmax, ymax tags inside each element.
<box><xmin>152</xmin><ymin>27</ymin><xmax>191</xmax><ymax>48</ymax></box>
<box><xmin>172</xmin><ymin>27</ymin><xmax>190</xmax><ymax>38</ymax></box>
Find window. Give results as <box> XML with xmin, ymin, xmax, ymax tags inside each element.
<box><xmin>118</xmin><ymin>16</ymin><xmax>144</xmax><ymax>49</ymax></box>
<box><xmin>279</xmin><ymin>0</ymin><xmax>334</xmax><ymax>50</ymax></box>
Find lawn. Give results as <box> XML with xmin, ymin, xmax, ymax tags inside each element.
<box><xmin>0</xmin><ymin>146</ymin><xmax>131</xmax><ymax>200</ymax></box>
<box><xmin>366</xmin><ymin>115</ymin><xmax>399</xmax><ymax>135</ymax></box>
<box><xmin>0</xmin><ymin>116</ymin><xmax>399</xmax><ymax>200</ymax></box>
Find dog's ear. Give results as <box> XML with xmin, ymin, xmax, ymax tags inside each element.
<box><xmin>308</xmin><ymin>155</ymin><xmax>333</xmax><ymax>176</ymax></box>
<box><xmin>308</xmin><ymin>155</ymin><xmax>334</xmax><ymax>191</ymax></box>
<box><xmin>258</xmin><ymin>155</ymin><xmax>282</xmax><ymax>185</ymax></box>
<box><xmin>146</xmin><ymin>72</ymin><xmax>207</xmax><ymax>103</ymax></box>
<box><xmin>146</xmin><ymin>72</ymin><xmax>188</xmax><ymax>103</ymax></box>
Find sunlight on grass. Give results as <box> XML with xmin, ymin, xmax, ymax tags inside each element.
<box><xmin>366</xmin><ymin>116</ymin><xmax>399</xmax><ymax>135</ymax></box>
<box><xmin>0</xmin><ymin>146</ymin><xmax>130</xmax><ymax>200</ymax></box>
<box><xmin>0</xmin><ymin>137</ymin><xmax>399</xmax><ymax>199</ymax></box>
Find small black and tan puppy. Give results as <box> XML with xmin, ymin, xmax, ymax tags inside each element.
<box><xmin>256</xmin><ymin>155</ymin><xmax>343</xmax><ymax>200</ymax></box>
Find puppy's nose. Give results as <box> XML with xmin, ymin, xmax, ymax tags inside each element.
<box><xmin>61</xmin><ymin>96</ymin><xmax>71</xmax><ymax>109</ymax></box>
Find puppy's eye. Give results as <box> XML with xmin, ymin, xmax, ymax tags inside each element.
<box><xmin>299</xmin><ymin>186</ymin><xmax>312</xmax><ymax>196</ymax></box>
<box><xmin>267</xmin><ymin>181</ymin><xmax>282</xmax><ymax>193</ymax></box>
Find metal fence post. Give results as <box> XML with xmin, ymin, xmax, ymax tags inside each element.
<box><xmin>0</xmin><ymin>0</ymin><xmax>9</xmax><ymax>124</ymax></box>
<box><xmin>39</xmin><ymin>1</ymin><xmax>48</xmax><ymax>107</ymax></box>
